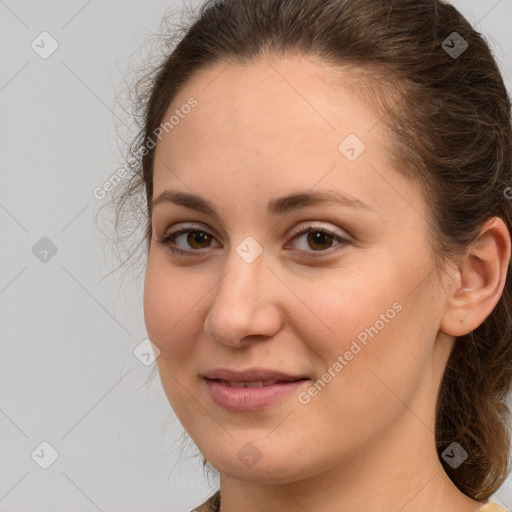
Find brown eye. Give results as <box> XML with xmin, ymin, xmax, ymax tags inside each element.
<box><xmin>157</xmin><ymin>223</ymin><xmax>349</xmax><ymax>259</ymax></box>
<box><xmin>186</xmin><ymin>230</ymin><xmax>212</xmax><ymax>249</ymax></box>
<box><xmin>287</xmin><ymin>224</ymin><xmax>350</xmax><ymax>259</ymax></box>
<box><xmin>305</xmin><ymin>231</ymin><xmax>335</xmax><ymax>251</ymax></box>
<box><xmin>157</xmin><ymin>227</ymin><xmax>221</xmax><ymax>256</ymax></box>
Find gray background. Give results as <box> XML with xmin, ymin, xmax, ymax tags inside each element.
<box><xmin>1</xmin><ymin>1</ymin><xmax>511</xmax><ymax>511</ymax></box>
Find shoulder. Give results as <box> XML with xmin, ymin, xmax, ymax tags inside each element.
<box><xmin>191</xmin><ymin>491</ymin><xmax>220</xmax><ymax>512</ymax></box>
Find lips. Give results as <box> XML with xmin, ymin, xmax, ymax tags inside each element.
<box><xmin>202</xmin><ymin>368</ymin><xmax>311</xmax><ymax>411</ymax></box>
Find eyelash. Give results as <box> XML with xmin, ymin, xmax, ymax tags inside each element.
<box><xmin>156</xmin><ymin>223</ymin><xmax>350</xmax><ymax>259</ymax></box>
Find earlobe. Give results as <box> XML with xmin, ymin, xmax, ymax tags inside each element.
<box><xmin>439</xmin><ymin>217</ymin><xmax>511</xmax><ymax>338</ymax></box>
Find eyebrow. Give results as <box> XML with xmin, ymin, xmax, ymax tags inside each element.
<box><xmin>150</xmin><ymin>189</ymin><xmax>377</xmax><ymax>217</ymax></box>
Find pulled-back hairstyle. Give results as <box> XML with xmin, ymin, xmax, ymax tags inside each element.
<box><xmin>112</xmin><ymin>0</ymin><xmax>512</xmax><ymax>501</ymax></box>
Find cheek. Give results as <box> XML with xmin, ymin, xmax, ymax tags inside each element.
<box><xmin>294</xmin><ymin>265</ymin><xmax>430</xmax><ymax>399</ymax></box>
<box><xmin>143</xmin><ymin>255</ymin><xmax>203</xmax><ymax>362</ymax></box>
<box><xmin>292</xmin><ymin>270</ymin><xmax>400</xmax><ymax>359</ymax></box>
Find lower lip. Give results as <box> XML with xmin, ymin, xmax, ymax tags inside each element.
<box><xmin>204</xmin><ymin>379</ymin><xmax>309</xmax><ymax>411</ymax></box>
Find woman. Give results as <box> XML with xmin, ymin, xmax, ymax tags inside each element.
<box><xmin>115</xmin><ymin>0</ymin><xmax>512</xmax><ymax>510</ymax></box>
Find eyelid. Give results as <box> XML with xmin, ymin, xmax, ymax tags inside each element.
<box><xmin>159</xmin><ymin>222</ymin><xmax>221</xmax><ymax>242</ymax></box>
<box><xmin>287</xmin><ymin>221</ymin><xmax>349</xmax><ymax>241</ymax></box>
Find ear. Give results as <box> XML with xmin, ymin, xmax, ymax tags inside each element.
<box><xmin>440</xmin><ymin>217</ymin><xmax>511</xmax><ymax>337</ymax></box>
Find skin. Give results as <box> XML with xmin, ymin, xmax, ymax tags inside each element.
<box><xmin>143</xmin><ymin>54</ymin><xmax>511</xmax><ymax>512</ymax></box>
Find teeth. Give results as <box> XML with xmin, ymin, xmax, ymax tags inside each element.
<box><xmin>244</xmin><ymin>380</ymin><xmax>264</xmax><ymax>387</ymax></box>
<box><xmin>218</xmin><ymin>379</ymin><xmax>299</xmax><ymax>387</ymax></box>
<box><xmin>223</xmin><ymin>380</ymin><xmax>270</xmax><ymax>387</ymax></box>
<box><xmin>227</xmin><ymin>381</ymin><xmax>245</xmax><ymax>387</ymax></box>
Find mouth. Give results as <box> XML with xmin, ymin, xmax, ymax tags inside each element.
<box><xmin>207</xmin><ymin>377</ymin><xmax>309</xmax><ymax>388</ymax></box>
<box><xmin>201</xmin><ymin>370</ymin><xmax>311</xmax><ymax>411</ymax></box>
<box><xmin>202</xmin><ymin>367</ymin><xmax>310</xmax><ymax>382</ymax></box>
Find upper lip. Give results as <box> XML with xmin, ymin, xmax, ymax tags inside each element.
<box><xmin>202</xmin><ymin>368</ymin><xmax>309</xmax><ymax>382</ymax></box>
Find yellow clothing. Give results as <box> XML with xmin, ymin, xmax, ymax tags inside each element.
<box><xmin>478</xmin><ymin>505</ymin><xmax>509</xmax><ymax>512</ymax></box>
<box><xmin>192</xmin><ymin>491</ymin><xmax>509</xmax><ymax>511</ymax></box>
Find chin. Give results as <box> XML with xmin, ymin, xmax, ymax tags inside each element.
<box><xmin>201</xmin><ymin>439</ymin><xmax>314</xmax><ymax>484</ymax></box>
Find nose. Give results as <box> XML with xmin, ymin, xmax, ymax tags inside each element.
<box><xmin>203</xmin><ymin>254</ymin><xmax>284</xmax><ymax>348</ymax></box>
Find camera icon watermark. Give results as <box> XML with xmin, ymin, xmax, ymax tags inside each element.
<box><xmin>236</xmin><ymin>236</ymin><xmax>263</xmax><ymax>264</ymax></box>
<box><xmin>338</xmin><ymin>133</ymin><xmax>366</xmax><ymax>162</ymax></box>
<box><xmin>31</xmin><ymin>441</ymin><xmax>59</xmax><ymax>469</ymax></box>
<box><xmin>441</xmin><ymin>441</ymin><xmax>468</xmax><ymax>469</ymax></box>
<box><xmin>32</xmin><ymin>237</ymin><xmax>58</xmax><ymax>263</ymax></box>
<box><xmin>442</xmin><ymin>32</ymin><xmax>468</xmax><ymax>59</ymax></box>
<box><xmin>133</xmin><ymin>338</ymin><xmax>161</xmax><ymax>366</ymax></box>
<box><xmin>237</xmin><ymin>442</ymin><xmax>262</xmax><ymax>468</ymax></box>
<box><xmin>31</xmin><ymin>31</ymin><xmax>59</xmax><ymax>59</ymax></box>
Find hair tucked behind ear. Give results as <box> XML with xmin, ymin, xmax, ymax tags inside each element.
<box><xmin>113</xmin><ymin>0</ymin><xmax>512</xmax><ymax>500</ymax></box>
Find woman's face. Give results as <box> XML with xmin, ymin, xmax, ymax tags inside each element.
<box><xmin>144</xmin><ymin>55</ymin><xmax>454</xmax><ymax>483</ymax></box>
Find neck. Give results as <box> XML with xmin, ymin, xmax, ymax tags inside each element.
<box><xmin>218</xmin><ymin>409</ymin><xmax>484</xmax><ymax>512</ymax></box>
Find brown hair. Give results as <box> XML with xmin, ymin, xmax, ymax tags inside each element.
<box><xmin>111</xmin><ymin>0</ymin><xmax>512</xmax><ymax>500</ymax></box>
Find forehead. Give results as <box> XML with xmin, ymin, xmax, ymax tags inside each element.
<box><xmin>152</xmin><ymin>54</ymin><xmax>425</xmax><ymax>226</ymax></box>
<box><xmin>157</xmin><ymin>55</ymin><xmax>377</xmax><ymax>157</ymax></box>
